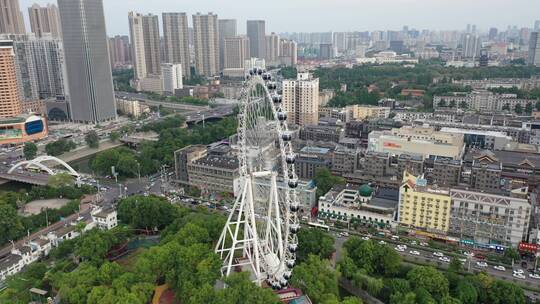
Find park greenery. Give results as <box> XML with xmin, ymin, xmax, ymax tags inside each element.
<box><xmin>23</xmin><ymin>142</ymin><xmax>37</xmax><ymax>160</ymax></box>
<box><xmin>0</xmin><ymin>184</ymin><xmax>96</xmax><ymax>247</ymax></box>
<box><xmin>314</xmin><ymin>63</ymin><xmax>540</xmax><ymax>110</ymax></box>
<box><xmin>91</xmin><ymin>115</ymin><xmax>237</xmax><ymax>177</ymax></box>
<box><xmin>45</xmin><ymin>138</ymin><xmax>76</xmax><ymax>156</ymax></box>
<box><xmin>0</xmin><ymin>195</ymin><xmax>279</xmax><ymax>304</ymax></box>
<box><xmin>145</xmin><ymin>91</ymin><xmax>210</xmax><ymax>106</ymax></box>
<box><xmin>280</xmin><ymin>67</ymin><xmax>298</xmax><ymax>79</ymax></box>
<box><xmin>112</xmin><ymin>69</ymin><xmax>136</xmax><ymax>92</ymax></box>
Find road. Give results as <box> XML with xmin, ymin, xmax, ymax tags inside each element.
<box><xmin>115</xmin><ymin>91</ymin><xmax>209</xmax><ymax>112</ymax></box>
<box><xmin>330</xmin><ymin>231</ymin><xmax>540</xmax><ymax>290</ymax></box>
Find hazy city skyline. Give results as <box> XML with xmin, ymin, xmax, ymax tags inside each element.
<box><xmin>19</xmin><ymin>0</ymin><xmax>540</xmax><ymax>35</ymax></box>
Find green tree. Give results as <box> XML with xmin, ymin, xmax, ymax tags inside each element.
<box><xmin>75</xmin><ymin>230</ymin><xmax>115</xmax><ymax>264</ymax></box>
<box><xmin>526</xmin><ymin>102</ymin><xmax>534</xmax><ymax>114</ymax></box>
<box><xmin>23</xmin><ymin>142</ymin><xmax>38</xmax><ymax>160</ymax></box>
<box><xmin>109</xmin><ymin>131</ymin><xmax>120</xmax><ymax>142</ymax></box>
<box><xmin>85</xmin><ymin>130</ymin><xmax>100</xmax><ymax>148</ymax></box>
<box><xmin>504</xmin><ymin>247</ymin><xmax>520</xmax><ymax>265</ymax></box>
<box><xmin>448</xmin><ymin>258</ymin><xmax>463</xmax><ymax>273</ymax></box>
<box><xmin>290</xmin><ymin>255</ymin><xmax>340</xmax><ymax>303</ymax></box>
<box><xmin>406</xmin><ymin>266</ymin><xmax>449</xmax><ymax>300</ymax></box>
<box><xmin>0</xmin><ymin>203</ymin><xmax>24</xmax><ymax>245</ymax></box>
<box><xmin>297</xmin><ymin>228</ymin><xmax>335</xmax><ymax>263</ymax></box>
<box><xmin>47</xmin><ymin>173</ymin><xmax>75</xmax><ymax>188</ymax></box>
<box><xmin>314</xmin><ymin>168</ymin><xmax>346</xmax><ymax>198</ymax></box>
<box><xmin>535</xmin><ymin>101</ymin><xmax>540</xmax><ymax>111</ymax></box>
<box><xmin>213</xmin><ymin>272</ymin><xmax>280</xmax><ymax>304</ymax></box>
<box><xmin>514</xmin><ymin>103</ymin><xmax>523</xmax><ymax>114</ymax></box>
<box><xmin>117</xmin><ymin>195</ymin><xmax>177</xmax><ymax>230</ymax></box>
<box><xmin>455</xmin><ymin>279</ymin><xmax>478</xmax><ymax>304</ymax></box>
<box><xmin>390</xmin><ymin>292</ymin><xmax>416</xmax><ymax>304</ymax></box>
<box><xmin>488</xmin><ymin>280</ymin><xmax>525</xmax><ymax>304</ymax></box>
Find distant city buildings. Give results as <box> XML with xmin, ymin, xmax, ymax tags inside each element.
<box><xmin>192</xmin><ymin>13</ymin><xmax>219</xmax><ymax>77</ymax></box>
<box><xmin>129</xmin><ymin>12</ymin><xmax>162</xmax><ymax>87</ymax></box>
<box><xmin>162</xmin><ymin>12</ymin><xmax>191</xmax><ymax>79</ymax></box>
<box><xmin>529</xmin><ymin>32</ymin><xmax>540</xmax><ymax>67</ymax></box>
<box><xmin>28</xmin><ymin>3</ymin><xmax>61</xmax><ymax>38</ymax></box>
<box><xmin>0</xmin><ymin>0</ymin><xmax>25</xmax><ymax>34</ymax></box>
<box><xmin>223</xmin><ymin>36</ymin><xmax>250</xmax><ymax>69</ymax></box>
<box><xmin>218</xmin><ymin>19</ymin><xmax>237</xmax><ymax>69</ymax></box>
<box><xmin>58</xmin><ymin>0</ymin><xmax>116</xmax><ymax>123</ymax></box>
<box><xmin>108</xmin><ymin>35</ymin><xmax>132</xmax><ymax>69</ymax></box>
<box><xmin>246</xmin><ymin>20</ymin><xmax>265</xmax><ymax>59</ymax></box>
<box><xmin>282</xmin><ymin>72</ymin><xmax>320</xmax><ymax>126</ymax></box>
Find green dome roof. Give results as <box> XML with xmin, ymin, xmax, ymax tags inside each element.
<box><xmin>359</xmin><ymin>184</ymin><xmax>373</xmax><ymax>197</ymax></box>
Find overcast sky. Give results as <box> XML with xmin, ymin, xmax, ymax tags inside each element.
<box><xmin>20</xmin><ymin>0</ymin><xmax>540</xmax><ymax>36</ymax></box>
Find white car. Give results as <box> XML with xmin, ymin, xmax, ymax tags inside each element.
<box><xmin>458</xmin><ymin>258</ymin><xmax>467</xmax><ymax>263</ymax></box>
<box><xmin>513</xmin><ymin>273</ymin><xmax>526</xmax><ymax>279</ymax></box>
<box><xmin>433</xmin><ymin>252</ymin><xmax>444</xmax><ymax>257</ymax></box>
<box><xmin>439</xmin><ymin>256</ymin><xmax>451</xmax><ymax>263</ymax></box>
<box><xmin>463</xmin><ymin>251</ymin><xmax>475</xmax><ymax>257</ymax></box>
<box><xmin>476</xmin><ymin>261</ymin><xmax>488</xmax><ymax>268</ymax></box>
<box><xmin>397</xmin><ymin>244</ymin><xmax>407</xmax><ymax>250</ymax></box>
<box><xmin>409</xmin><ymin>250</ymin><xmax>420</xmax><ymax>256</ymax></box>
<box><xmin>493</xmin><ymin>265</ymin><xmax>506</xmax><ymax>271</ymax></box>
<box><xmin>513</xmin><ymin>269</ymin><xmax>525</xmax><ymax>275</ymax></box>
<box><xmin>395</xmin><ymin>246</ymin><xmax>405</xmax><ymax>252</ymax></box>
<box><xmin>361</xmin><ymin>236</ymin><xmax>370</xmax><ymax>241</ymax></box>
<box><xmin>379</xmin><ymin>240</ymin><xmax>386</xmax><ymax>245</ymax></box>
<box><xmin>420</xmin><ymin>242</ymin><xmax>429</xmax><ymax>247</ymax></box>
<box><xmin>411</xmin><ymin>240</ymin><xmax>417</xmax><ymax>245</ymax></box>
<box><xmin>529</xmin><ymin>273</ymin><xmax>540</xmax><ymax>279</ymax></box>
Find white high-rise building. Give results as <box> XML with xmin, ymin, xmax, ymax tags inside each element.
<box><xmin>128</xmin><ymin>12</ymin><xmax>161</xmax><ymax>82</ymax></box>
<box><xmin>460</xmin><ymin>33</ymin><xmax>480</xmax><ymax>58</ymax></box>
<box><xmin>282</xmin><ymin>73</ymin><xmax>319</xmax><ymax>126</ymax></box>
<box><xmin>162</xmin><ymin>63</ymin><xmax>183</xmax><ymax>94</ymax></box>
<box><xmin>192</xmin><ymin>13</ymin><xmax>219</xmax><ymax>76</ymax></box>
<box><xmin>265</xmin><ymin>32</ymin><xmax>280</xmax><ymax>66</ymax></box>
<box><xmin>529</xmin><ymin>32</ymin><xmax>540</xmax><ymax>67</ymax></box>
<box><xmin>162</xmin><ymin>12</ymin><xmax>190</xmax><ymax>79</ymax></box>
<box><xmin>223</xmin><ymin>36</ymin><xmax>249</xmax><ymax>69</ymax></box>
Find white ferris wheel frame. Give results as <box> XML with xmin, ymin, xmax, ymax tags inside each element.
<box><xmin>215</xmin><ymin>72</ymin><xmax>300</xmax><ymax>288</ymax></box>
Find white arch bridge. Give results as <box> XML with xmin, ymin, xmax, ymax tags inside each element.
<box><xmin>0</xmin><ymin>156</ymin><xmax>80</xmax><ymax>186</ymax></box>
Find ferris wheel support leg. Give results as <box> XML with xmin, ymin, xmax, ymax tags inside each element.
<box><xmin>271</xmin><ymin>174</ymin><xmax>284</xmax><ymax>259</ymax></box>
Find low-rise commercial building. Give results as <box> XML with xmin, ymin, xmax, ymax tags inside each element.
<box><xmin>449</xmin><ymin>188</ymin><xmax>530</xmax><ymax>247</ymax></box>
<box><xmin>187</xmin><ymin>151</ymin><xmax>240</xmax><ymax>194</ymax></box>
<box><xmin>295</xmin><ymin>146</ymin><xmax>333</xmax><ymax>179</ymax></box>
<box><xmin>299</xmin><ymin>124</ymin><xmax>343</xmax><ymax>143</ymax></box>
<box><xmin>440</xmin><ymin>127</ymin><xmax>512</xmax><ymax>150</ymax></box>
<box><xmin>368</xmin><ymin>125</ymin><xmax>465</xmax><ymax>160</ymax></box>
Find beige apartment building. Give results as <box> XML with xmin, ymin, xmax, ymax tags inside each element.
<box><xmin>282</xmin><ymin>72</ymin><xmax>319</xmax><ymax>126</ymax></box>
<box><xmin>193</xmin><ymin>13</ymin><xmax>219</xmax><ymax>77</ymax></box>
<box><xmin>0</xmin><ymin>41</ymin><xmax>22</xmax><ymax>118</ymax></box>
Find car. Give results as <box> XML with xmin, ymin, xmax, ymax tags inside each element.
<box><xmin>513</xmin><ymin>273</ymin><xmax>526</xmax><ymax>279</ymax></box>
<box><xmin>476</xmin><ymin>261</ymin><xmax>488</xmax><ymax>268</ymax></box>
<box><xmin>361</xmin><ymin>236</ymin><xmax>370</xmax><ymax>241</ymax></box>
<box><xmin>411</xmin><ymin>240</ymin><xmax>417</xmax><ymax>245</ymax></box>
<box><xmin>409</xmin><ymin>250</ymin><xmax>420</xmax><ymax>256</ymax></box>
<box><xmin>439</xmin><ymin>256</ymin><xmax>451</xmax><ymax>263</ymax></box>
<box><xmin>529</xmin><ymin>273</ymin><xmax>540</xmax><ymax>279</ymax></box>
<box><xmin>458</xmin><ymin>258</ymin><xmax>467</xmax><ymax>263</ymax></box>
<box><xmin>513</xmin><ymin>269</ymin><xmax>525</xmax><ymax>275</ymax></box>
<box><xmin>391</xmin><ymin>235</ymin><xmax>400</xmax><ymax>240</ymax></box>
<box><xmin>341</xmin><ymin>232</ymin><xmax>349</xmax><ymax>237</ymax></box>
<box><xmin>420</xmin><ymin>242</ymin><xmax>429</xmax><ymax>247</ymax></box>
<box><xmin>463</xmin><ymin>251</ymin><xmax>475</xmax><ymax>257</ymax></box>
<box><xmin>379</xmin><ymin>240</ymin><xmax>386</xmax><ymax>245</ymax></box>
<box><xmin>493</xmin><ymin>265</ymin><xmax>506</xmax><ymax>271</ymax></box>
<box><xmin>397</xmin><ymin>244</ymin><xmax>407</xmax><ymax>250</ymax></box>
<box><xmin>395</xmin><ymin>246</ymin><xmax>405</xmax><ymax>252</ymax></box>
<box><xmin>433</xmin><ymin>252</ymin><xmax>444</xmax><ymax>257</ymax></box>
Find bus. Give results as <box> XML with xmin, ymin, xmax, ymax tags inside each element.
<box><xmin>307</xmin><ymin>222</ymin><xmax>330</xmax><ymax>231</ymax></box>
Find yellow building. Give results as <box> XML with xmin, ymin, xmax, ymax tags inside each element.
<box><xmin>347</xmin><ymin>105</ymin><xmax>390</xmax><ymax>120</ymax></box>
<box><xmin>398</xmin><ymin>172</ymin><xmax>451</xmax><ymax>233</ymax></box>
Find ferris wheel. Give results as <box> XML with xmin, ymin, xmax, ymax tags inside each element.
<box><xmin>215</xmin><ymin>68</ymin><xmax>300</xmax><ymax>289</ymax></box>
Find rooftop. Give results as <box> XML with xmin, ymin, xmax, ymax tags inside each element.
<box><xmin>192</xmin><ymin>155</ymin><xmax>239</xmax><ymax>170</ymax></box>
<box><xmin>300</xmin><ymin>146</ymin><xmax>331</xmax><ymax>155</ymax></box>
<box><xmin>0</xmin><ymin>254</ymin><xmax>22</xmax><ymax>270</ymax></box>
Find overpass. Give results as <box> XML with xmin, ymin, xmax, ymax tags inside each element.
<box><xmin>115</xmin><ymin>92</ymin><xmax>209</xmax><ymax>112</ymax></box>
<box><xmin>0</xmin><ymin>172</ymin><xmax>49</xmax><ymax>186</ymax></box>
<box><xmin>185</xmin><ymin>105</ymin><xmax>236</xmax><ymax>125</ymax></box>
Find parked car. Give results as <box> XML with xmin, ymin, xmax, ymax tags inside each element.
<box><xmin>513</xmin><ymin>273</ymin><xmax>526</xmax><ymax>279</ymax></box>
<box><xmin>409</xmin><ymin>250</ymin><xmax>420</xmax><ymax>256</ymax></box>
<box><xmin>529</xmin><ymin>273</ymin><xmax>540</xmax><ymax>279</ymax></box>
<box><xmin>493</xmin><ymin>265</ymin><xmax>506</xmax><ymax>271</ymax></box>
<box><xmin>433</xmin><ymin>252</ymin><xmax>444</xmax><ymax>257</ymax></box>
<box><xmin>439</xmin><ymin>256</ymin><xmax>451</xmax><ymax>263</ymax></box>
